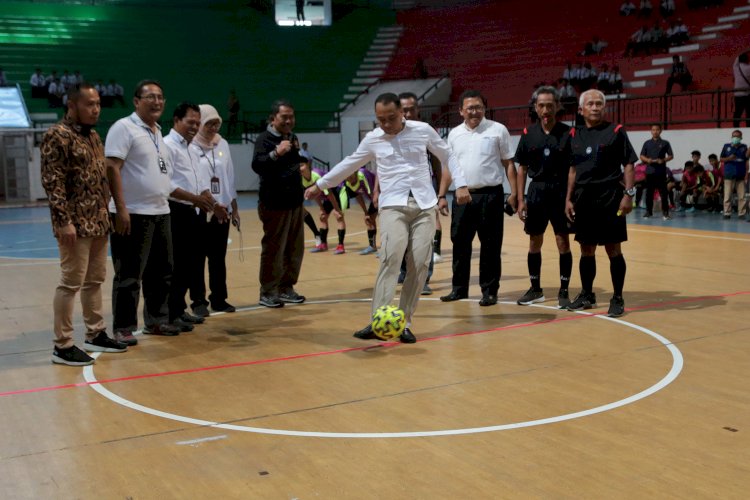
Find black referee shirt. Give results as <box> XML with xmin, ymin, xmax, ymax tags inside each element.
<box><xmin>640</xmin><ymin>138</ymin><xmax>673</xmax><ymax>175</ymax></box>
<box><xmin>570</xmin><ymin>121</ymin><xmax>637</xmax><ymax>185</ymax></box>
<box><xmin>514</xmin><ymin>121</ymin><xmax>571</xmax><ymax>183</ymax></box>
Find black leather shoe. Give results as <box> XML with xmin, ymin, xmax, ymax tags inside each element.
<box><xmin>440</xmin><ymin>290</ymin><xmax>468</xmax><ymax>302</ymax></box>
<box><xmin>172</xmin><ymin>318</ymin><xmax>195</xmax><ymax>332</ymax></box>
<box><xmin>399</xmin><ymin>327</ymin><xmax>416</xmax><ymax>344</ymax></box>
<box><xmin>479</xmin><ymin>294</ymin><xmax>498</xmax><ymax>306</ymax></box>
<box><xmin>353</xmin><ymin>324</ymin><xmax>377</xmax><ymax>340</ymax></box>
<box><xmin>181</xmin><ymin>313</ymin><xmax>205</xmax><ymax>324</ymax></box>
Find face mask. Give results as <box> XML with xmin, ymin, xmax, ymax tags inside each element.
<box><xmin>731</xmin><ymin>137</ymin><xmax>741</xmax><ymax>145</ymax></box>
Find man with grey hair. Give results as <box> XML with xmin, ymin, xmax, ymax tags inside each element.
<box><xmin>515</xmin><ymin>86</ymin><xmax>574</xmax><ymax>308</ymax></box>
<box><xmin>565</xmin><ymin>89</ymin><xmax>637</xmax><ymax>318</ymax></box>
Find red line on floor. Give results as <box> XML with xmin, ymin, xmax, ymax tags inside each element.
<box><xmin>2</xmin><ymin>290</ymin><xmax>748</xmax><ymax>398</ymax></box>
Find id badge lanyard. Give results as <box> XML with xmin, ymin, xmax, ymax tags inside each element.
<box><xmin>201</xmin><ymin>147</ymin><xmax>220</xmax><ymax>194</ymax></box>
<box><xmin>131</xmin><ymin>116</ymin><xmax>167</xmax><ymax>174</ymax></box>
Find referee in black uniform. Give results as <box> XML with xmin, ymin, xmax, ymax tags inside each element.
<box><xmin>565</xmin><ymin>89</ymin><xmax>637</xmax><ymax>317</ymax></box>
<box><xmin>639</xmin><ymin>123</ymin><xmax>674</xmax><ymax>220</ymax></box>
<box><xmin>515</xmin><ymin>86</ymin><xmax>574</xmax><ymax>308</ymax></box>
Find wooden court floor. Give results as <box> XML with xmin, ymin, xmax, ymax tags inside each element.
<box><xmin>1</xmin><ymin>204</ymin><xmax>749</xmax><ymax>499</ymax></box>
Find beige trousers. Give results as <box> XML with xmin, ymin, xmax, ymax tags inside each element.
<box><xmin>53</xmin><ymin>235</ymin><xmax>108</xmax><ymax>348</ymax></box>
<box><xmin>372</xmin><ymin>199</ymin><xmax>436</xmax><ymax>327</ymax></box>
<box><xmin>723</xmin><ymin>179</ymin><xmax>747</xmax><ymax>217</ymax></box>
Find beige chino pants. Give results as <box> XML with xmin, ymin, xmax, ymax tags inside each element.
<box><xmin>372</xmin><ymin>198</ymin><xmax>436</xmax><ymax>327</ymax></box>
<box><xmin>53</xmin><ymin>235</ymin><xmax>108</xmax><ymax>348</ymax></box>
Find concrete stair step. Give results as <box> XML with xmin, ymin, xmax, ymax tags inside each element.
<box><xmin>356</xmin><ymin>69</ymin><xmax>384</xmax><ymax>77</ymax></box>
<box><xmin>363</xmin><ymin>56</ymin><xmax>391</xmax><ymax>63</ymax></box>
<box><xmin>634</xmin><ymin>67</ymin><xmax>665</xmax><ymax>77</ymax></box>
<box><xmin>352</xmin><ymin>77</ymin><xmax>379</xmax><ymax>84</ymax></box>
<box><xmin>669</xmin><ymin>43</ymin><xmax>700</xmax><ymax>54</ymax></box>
<box><xmin>624</xmin><ymin>80</ymin><xmax>655</xmax><ymax>89</ymax></box>
<box><xmin>702</xmin><ymin>23</ymin><xmax>735</xmax><ymax>32</ymax></box>
<box><xmin>360</xmin><ymin>63</ymin><xmax>388</xmax><ymax>70</ymax></box>
<box><xmin>718</xmin><ymin>13</ymin><xmax>749</xmax><ymax>23</ymax></box>
<box><xmin>692</xmin><ymin>33</ymin><xmax>718</xmax><ymax>41</ymax></box>
<box><xmin>348</xmin><ymin>85</ymin><xmax>368</xmax><ymax>92</ymax></box>
<box><xmin>734</xmin><ymin>5</ymin><xmax>750</xmax><ymax>13</ymax></box>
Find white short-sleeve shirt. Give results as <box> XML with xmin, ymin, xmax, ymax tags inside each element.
<box><xmin>105</xmin><ymin>112</ymin><xmax>173</xmax><ymax>215</ymax></box>
<box><xmin>447</xmin><ymin>118</ymin><xmax>513</xmax><ymax>189</ymax></box>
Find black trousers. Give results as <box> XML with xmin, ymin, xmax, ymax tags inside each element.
<box><xmin>168</xmin><ymin>201</ymin><xmax>207</xmax><ymax>320</ymax></box>
<box><xmin>450</xmin><ymin>185</ymin><xmax>504</xmax><ymax>296</ymax></box>
<box><xmin>257</xmin><ymin>203</ymin><xmax>305</xmax><ymax>297</ymax></box>
<box><xmin>645</xmin><ymin>172</ymin><xmax>670</xmax><ymax>215</ymax></box>
<box><xmin>110</xmin><ymin>213</ymin><xmax>173</xmax><ymax>330</ymax></box>
<box><xmin>205</xmin><ymin>215</ymin><xmax>231</xmax><ymax>307</ymax></box>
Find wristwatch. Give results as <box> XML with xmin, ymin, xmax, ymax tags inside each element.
<box><xmin>624</xmin><ymin>187</ymin><xmax>636</xmax><ymax>197</ymax></box>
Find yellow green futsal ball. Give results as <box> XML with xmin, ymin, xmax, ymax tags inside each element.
<box><xmin>371</xmin><ymin>305</ymin><xmax>406</xmax><ymax>340</ymax></box>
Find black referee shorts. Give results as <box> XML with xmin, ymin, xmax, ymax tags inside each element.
<box><xmin>524</xmin><ymin>181</ymin><xmax>572</xmax><ymax>236</ymax></box>
<box><xmin>572</xmin><ymin>183</ymin><xmax>628</xmax><ymax>245</ymax></box>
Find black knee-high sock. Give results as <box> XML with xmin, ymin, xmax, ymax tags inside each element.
<box><xmin>528</xmin><ymin>252</ymin><xmax>542</xmax><ymax>290</ymax></box>
<box><xmin>610</xmin><ymin>254</ymin><xmax>626</xmax><ymax>296</ymax></box>
<box><xmin>320</xmin><ymin>227</ymin><xmax>328</xmax><ymax>245</ymax></box>
<box><xmin>367</xmin><ymin>229</ymin><xmax>376</xmax><ymax>248</ymax></box>
<box><xmin>304</xmin><ymin>212</ymin><xmax>319</xmax><ymax>236</ymax></box>
<box><xmin>580</xmin><ymin>255</ymin><xmax>596</xmax><ymax>293</ymax></box>
<box><xmin>559</xmin><ymin>252</ymin><xmax>573</xmax><ymax>291</ymax></box>
<box><xmin>338</xmin><ymin>229</ymin><xmax>346</xmax><ymax>245</ymax></box>
<box><xmin>433</xmin><ymin>229</ymin><xmax>442</xmax><ymax>253</ymax></box>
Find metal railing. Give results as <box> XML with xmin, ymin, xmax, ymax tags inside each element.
<box><xmin>433</xmin><ymin>88</ymin><xmax>747</xmax><ymax>135</ymax></box>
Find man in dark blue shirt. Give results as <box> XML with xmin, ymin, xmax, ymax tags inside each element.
<box><xmin>565</xmin><ymin>90</ymin><xmax>638</xmax><ymax>318</ymax></box>
<box><xmin>720</xmin><ymin>130</ymin><xmax>749</xmax><ymax>220</ymax></box>
<box><xmin>639</xmin><ymin>124</ymin><xmax>674</xmax><ymax>220</ymax></box>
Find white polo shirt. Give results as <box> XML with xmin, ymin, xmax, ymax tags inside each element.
<box><xmin>190</xmin><ymin>137</ymin><xmax>237</xmax><ymax>213</ymax></box>
<box><xmin>447</xmin><ymin>118</ymin><xmax>513</xmax><ymax>189</ymax></box>
<box><xmin>164</xmin><ymin>128</ymin><xmax>208</xmax><ymax>207</ymax></box>
<box><xmin>105</xmin><ymin>112</ymin><xmax>173</xmax><ymax>215</ymax></box>
<box><xmin>318</xmin><ymin>120</ymin><xmax>467</xmax><ymax>210</ymax></box>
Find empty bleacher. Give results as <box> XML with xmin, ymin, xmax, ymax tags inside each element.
<box><xmin>0</xmin><ymin>1</ymin><xmax>395</xmax><ymax>133</ymax></box>
<box><xmin>386</xmin><ymin>0</ymin><xmax>748</xmax><ymax>114</ymax></box>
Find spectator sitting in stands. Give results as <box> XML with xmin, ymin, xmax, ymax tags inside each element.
<box><xmin>569</xmin><ymin>62</ymin><xmax>583</xmax><ymax>90</ymax></box>
<box><xmin>680</xmin><ymin>161</ymin><xmax>703</xmax><ymax>212</ymax></box>
<box><xmin>620</xmin><ymin>1</ymin><xmax>636</xmax><ymax>16</ymax></box>
<box><xmin>625</xmin><ymin>25</ymin><xmax>650</xmax><ymax>56</ymax></box>
<box><xmin>707</xmin><ymin>153</ymin><xmax>723</xmax><ymax>207</ymax></box>
<box><xmin>638</xmin><ymin>0</ymin><xmax>653</xmax><ymax>18</ymax></box>
<box><xmin>666</xmin><ymin>55</ymin><xmax>692</xmax><ymax>94</ymax></box>
<box><xmin>562</xmin><ymin>61</ymin><xmax>576</xmax><ymax>83</ymax></box>
<box><xmin>47</xmin><ymin>78</ymin><xmax>64</xmax><ymax>108</ymax></box>
<box><xmin>582</xmin><ymin>36</ymin><xmax>608</xmax><ymax>56</ymax></box>
<box><xmin>691</xmin><ymin>150</ymin><xmax>704</xmax><ymax>171</ymax></box>
<box><xmin>45</xmin><ymin>70</ymin><xmax>58</xmax><ymax>88</ymax></box>
<box><xmin>667</xmin><ymin>19</ymin><xmax>690</xmax><ymax>46</ymax></box>
<box><xmin>74</xmin><ymin>70</ymin><xmax>83</xmax><ymax>85</ymax></box>
<box><xmin>649</xmin><ymin>20</ymin><xmax>667</xmax><ymax>52</ymax></box>
<box><xmin>30</xmin><ymin>68</ymin><xmax>46</xmax><ymax>98</ymax></box>
<box><xmin>0</xmin><ymin>68</ymin><xmax>7</xmax><ymax>86</ymax></box>
<box><xmin>701</xmin><ymin>164</ymin><xmax>721</xmax><ymax>211</ymax></box>
<box><xmin>111</xmin><ymin>79</ymin><xmax>125</xmax><ymax>107</ymax></box>
<box><xmin>99</xmin><ymin>80</ymin><xmax>112</xmax><ymax>108</ymax></box>
<box><xmin>558</xmin><ymin>78</ymin><xmax>578</xmax><ymax>113</ymax></box>
<box><xmin>633</xmin><ymin>161</ymin><xmax>648</xmax><ymax>208</ymax></box>
<box><xmin>660</xmin><ymin>0</ymin><xmax>675</xmax><ymax>18</ymax></box>
<box><xmin>597</xmin><ymin>64</ymin><xmax>611</xmax><ymax>93</ymax></box>
<box><xmin>609</xmin><ymin>65</ymin><xmax>624</xmax><ymax>94</ymax></box>
<box><xmin>579</xmin><ymin>62</ymin><xmax>597</xmax><ymax>90</ymax></box>
<box><xmin>60</xmin><ymin>70</ymin><xmax>74</xmax><ymax>92</ymax></box>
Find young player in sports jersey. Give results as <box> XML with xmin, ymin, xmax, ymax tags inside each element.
<box><xmin>300</xmin><ymin>161</ymin><xmax>345</xmax><ymax>253</ymax></box>
<box><xmin>339</xmin><ymin>168</ymin><xmax>378</xmax><ymax>254</ymax></box>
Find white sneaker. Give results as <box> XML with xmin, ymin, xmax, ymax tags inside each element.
<box><xmin>314</xmin><ymin>235</ymin><xmax>322</xmax><ymax>247</ymax></box>
<box><xmin>433</xmin><ymin>252</ymin><xmax>442</xmax><ymax>263</ymax></box>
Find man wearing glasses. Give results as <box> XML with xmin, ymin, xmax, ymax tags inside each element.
<box><xmin>438</xmin><ymin>90</ymin><xmax>518</xmax><ymax>306</ymax></box>
<box><xmin>106</xmin><ymin>80</ymin><xmax>181</xmax><ymax>344</ymax></box>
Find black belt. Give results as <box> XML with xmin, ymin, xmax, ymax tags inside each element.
<box><xmin>468</xmin><ymin>184</ymin><xmax>502</xmax><ymax>194</ymax></box>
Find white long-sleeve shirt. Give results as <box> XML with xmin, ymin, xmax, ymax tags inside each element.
<box><xmin>317</xmin><ymin>120</ymin><xmax>466</xmax><ymax>210</ymax></box>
